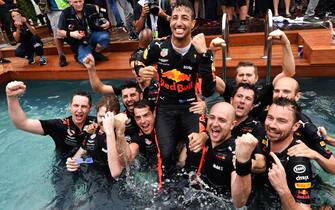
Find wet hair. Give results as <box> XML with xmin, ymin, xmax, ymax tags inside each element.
<box><xmin>134</xmin><ymin>100</ymin><xmax>153</xmax><ymax>112</ymax></box>
<box><xmin>173</xmin><ymin>0</ymin><xmax>194</xmax><ymax>19</ymax></box>
<box><xmin>231</xmin><ymin>83</ymin><xmax>258</xmax><ymax>104</ymax></box>
<box><xmin>120</xmin><ymin>80</ymin><xmax>142</xmax><ymax>95</ymax></box>
<box><xmin>72</xmin><ymin>90</ymin><xmax>92</xmax><ymax>107</ymax></box>
<box><xmin>236</xmin><ymin>61</ymin><xmax>258</xmax><ymax>76</ymax></box>
<box><xmin>272</xmin><ymin>97</ymin><xmax>301</xmax><ymax>123</ymax></box>
<box><xmin>95</xmin><ymin>95</ymin><xmax>120</xmax><ymax>114</ymax></box>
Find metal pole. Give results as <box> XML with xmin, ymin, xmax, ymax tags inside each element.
<box><xmin>221</xmin><ymin>13</ymin><xmax>227</xmax><ymax>82</ymax></box>
<box><xmin>265</xmin><ymin>10</ymin><xmax>273</xmax><ymax>85</ymax></box>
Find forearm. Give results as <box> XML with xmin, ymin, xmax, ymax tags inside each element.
<box><xmin>106</xmin><ymin>131</ymin><xmax>124</xmax><ymax>178</ymax></box>
<box><xmin>231</xmin><ymin>172</ymin><xmax>251</xmax><ymax>208</ymax></box>
<box><xmin>279</xmin><ymin>191</ymin><xmax>311</xmax><ymax>210</ymax></box>
<box><xmin>134</xmin><ymin>17</ymin><xmax>145</xmax><ymax>33</ymax></box>
<box><xmin>251</xmin><ymin>154</ymin><xmax>266</xmax><ymax>173</ymax></box>
<box><xmin>57</xmin><ymin>29</ymin><xmax>67</xmax><ymax>39</ymax></box>
<box><xmin>26</xmin><ymin>23</ymin><xmax>37</xmax><ymax>35</ymax></box>
<box><xmin>13</xmin><ymin>30</ymin><xmax>20</xmax><ymax>42</ymax></box>
<box><xmin>7</xmin><ymin>96</ymin><xmax>44</xmax><ymax>134</ymax></box>
<box><xmin>281</xmin><ymin>43</ymin><xmax>295</xmax><ymax>77</ymax></box>
<box><xmin>315</xmin><ymin>153</ymin><xmax>335</xmax><ymax>174</ymax></box>
<box><xmin>72</xmin><ymin>147</ymin><xmax>86</xmax><ymax>159</ymax></box>
<box><xmin>324</xmin><ymin>135</ymin><xmax>335</xmax><ymax>147</ymax></box>
<box><xmin>87</xmin><ymin>67</ymin><xmax>114</xmax><ymax>94</ymax></box>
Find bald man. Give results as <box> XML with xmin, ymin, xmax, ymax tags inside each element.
<box><xmin>259</xmin><ymin>77</ymin><xmax>335</xmax><ymax>174</ymax></box>
<box><xmin>200</xmin><ymin>102</ymin><xmax>258</xmax><ymax>208</ymax></box>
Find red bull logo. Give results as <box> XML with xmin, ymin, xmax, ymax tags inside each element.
<box><xmin>161</xmin><ymin>69</ymin><xmax>191</xmax><ymax>83</ymax></box>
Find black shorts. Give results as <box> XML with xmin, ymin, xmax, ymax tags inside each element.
<box><xmin>220</xmin><ymin>0</ymin><xmax>247</xmax><ymax>7</ymax></box>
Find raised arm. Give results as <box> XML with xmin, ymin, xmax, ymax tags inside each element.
<box><xmin>6</xmin><ymin>81</ymin><xmax>44</xmax><ymax>135</ymax></box>
<box><xmin>269</xmin><ymin>30</ymin><xmax>295</xmax><ymax>85</ymax></box>
<box><xmin>231</xmin><ymin>133</ymin><xmax>258</xmax><ymax>207</ymax></box>
<box><xmin>83</xmin><ymin>54</ymin><xmax>115</xmax><ymax>95</ymax></box>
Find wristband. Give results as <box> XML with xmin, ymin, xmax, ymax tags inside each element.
<box><xmin>66</xmin><ymin>31</ymin><xmax>71</xmax><ymax>38</ymax></box>
<box><xmin>236</xmin><ymin>159</ymin><xmax>252</xmax><ymax>176</ymax></box>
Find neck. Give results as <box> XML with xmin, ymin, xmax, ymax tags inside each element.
<box><xmin>171</xmin><ymin>36</ymin><xmax>191</xmax><ymax>48</ymax></box>
<box><xmin>270</xmin><ymin>135</ymin><xmax>294</xmax><ymax>153</ymax></box>
<box><xmin>212</xmin><ymin>133</ymin><xmax>231</xmax><ymax>148</ymax></box>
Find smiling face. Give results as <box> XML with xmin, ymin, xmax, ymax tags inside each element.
<box><xmin>134</xmin><ymin>106</ymin><xmax>155</xmax><ymax>135</ymax></box>
<box><xmin>70</xmin><ymin>95</ymin><xmax>91</xmax><ymax>128</ymax></box>
<box><xmin>265</xmin><ymin>104</ymin><xmax>299</xmax><ymax>144</ymax></box>
<box><xmin>206</xmin><ymin>102</ymin><xmax>236</xmax><ymax>147</ymax></box>
<box><xmin>170</xmin><ymin>5</ymin><xmax>195</xmax><ymax>43</ymax></box>
<box><xmin>230</xmin><ymin>87</ymin><xmax>255</xmax><ymax>120</ymax></box>
<box><xmin>121</xmin><ymin>87</ymin><xmax>142</xmax><ymax>113</ymax></box>
<box><xmin>273</xmin><ymin>77</ymin><xmax>301</xmax><ymax>101</ymax></box>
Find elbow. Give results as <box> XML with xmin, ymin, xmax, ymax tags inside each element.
<box><xmin>110</xmin><ymin>166</ymin><xmax>122</xmax><ymax>179</ymax></box>
<box><xmin>233</xmin><ymin>197</ymin><xmax>248</xmax><ymax>208</ymax></box>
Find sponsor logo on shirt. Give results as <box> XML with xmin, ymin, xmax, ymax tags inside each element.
<box><xmin>160</xmin><ymin>48</ymin><xmax>168</xmax><ymax>57</ymax></box>
<box><xmin>296</xmin><ymin>175</ymin><xmax>309</xmax><ymax>181</ymax></box>
<box><xmin>295</xmin><ymin>182</ymin><xmax>311</xmax><ymax>189</ymax></box>
<box><xmin>293</xmin><ymin>164</ymin><xmax>306</xmax><ymax>174</ymax></box>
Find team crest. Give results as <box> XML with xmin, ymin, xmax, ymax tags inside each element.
<box><xmin>160</xmin><ymin>48</ymin><xmax>168</xmax><ymax>57</ymax></box>
<box><xmin>68</xmin><ymin>24</ymin><xmax>74</xmax><ymax>30</ymax></box>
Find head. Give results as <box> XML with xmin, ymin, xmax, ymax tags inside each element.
<box><xmin>70</xmin><ymin>90</ymin><xmax>92</xmax><ymax>128</ymax></box>
<box><xmin>120</xmin><ymin>81</ymin><xmax>143</xmax><ymax>113</ymax></box>
<box><xmin>207</xmin><ymin>102</ymin><xmax>236</xmax><ymax>147</ymax></box>
<box><xmin>170</xmin><ymin>0</ymin><xmax>177</xmax><ymax>8</ymax></box>
<box><xmin>235</xmin><ymin>61</ymin><xmax>258</xmax><ymax>85</ymax></box>
<box><xmin>69</xmin><ymin>0</ymin><xmax>84</xmax><ymax>12</ymax></box>
<box><xmin>265</xmin><ymin>97</ymin><xmax>301</xmax><ymax>146</ymax></box>
<box><xmin>134</xmin><ymin>100</ymin><xmax>155</xmax><ymax>135</ymax></box>
<box><xmin>273</xmin><ymin>77</ymin><xmax>301</xmax><ymax>101</ymax></box>
<box><xmin>230</xmin><ymin>83</ymin><xmax>257</xmax><ymax>120</ymax></box>
<box><xmin>9</xmin><ymin>8</ymin><xmax>23</xmax><ymax>24</ymax></box>
<box><xmin>95</xmin><ymin>95</ymin><xmax>120</xmax><ymax>127</ymax></box>
<box><xmin>170</xmin><ymin>0</ymin><xmax>195</xmax><ymax>42</ymax></box>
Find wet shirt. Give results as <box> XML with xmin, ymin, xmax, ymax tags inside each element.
<box><xmin>258</xmin><ymin>138</ymin><xmax>313</xmax><ymax>207</ymax></box>
<box><xmin>129</xmin><ymin>131</ymin><xmax>158</xmax><ymax>166</ymax></box>
<box><xmin>232</xmin><ymin>116</ymin><xmax>266</xmax><ymax>155</ymax></box>
<box><xmin>294</xmin><ymin>112</ymin><xmax>333</xmax><ymax>159</ymax></box>
<box><xmin>40</xmin><ymin>116</ymin><xmax>96</xmax><ymax>157</ymax></box>
<box><xmin>202</xmin><ymin>137</ymin><xmax>236</xmax><ymax>195</ymax></box>
<box><xmin>139</xmin><ymin>38</ymin><xmax>215</xmax><ymax>105</ymax></box>
<box><xmin>124</xmin><ymin>110</ymin><xmax>139</xmax><ymax>138</ymax></box>
<box><xmin>81</xmin><ymin>127</ymin><xmax>108</xmax><ymax>167</ymax></box>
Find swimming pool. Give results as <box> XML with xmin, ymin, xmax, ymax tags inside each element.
<box><xmin>0</xmin><ymin>78</ymin><xmax>334</xmax><ymax>210</ymax></box>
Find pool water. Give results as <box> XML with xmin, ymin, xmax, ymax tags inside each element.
<box><xmin>0</xmin><ymin>78</ymin><xmax>334</xmax><ymax>210</ymax></box>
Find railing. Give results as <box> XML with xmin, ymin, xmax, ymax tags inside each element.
<box><xmin>263</xmin><ymin>9</ymin><xmax>273</xmax><ymax>85</ymax></box>
<box><xmin>221</xmin><ymin>13</ymin><xmax>231</xmax><ymax>82</ymax></box>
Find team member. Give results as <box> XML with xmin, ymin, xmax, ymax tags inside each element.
<box><xmin>270</xmin><ymin>77</ymin><xmax>335</xmax><ymax>174</ymax></box>
<box><xmin>66</xmin><ymin>95</ymin><xmax>120</xmax><ymax>176</ymax></box>
<box><xmin>103</xmin><ymin>100</ymin><xmax>158</xmax><ymax>178</ymax></box>
<box><xmin>230</xmin><ymin>83</ymin><xmax>266</xmax><ymax>173</ymax></box>
<box><xmin>212</xmin><ymin>29</ymin><xmax>295</xmax><ymax>118</ymax></box>
<box><xmin>135</xmin><ymin>0</ymin><xmax>216</xmax><ymax>180</ymax></box>
<box><xmin>58</xmin><ymin>0</ymin><xmax>110</xmax><ymax>64</ymax></box>
<box><xmin>253</xmin><ymin>97</ymin><xmax>313</xmax><ymax>209</ymax></box>
<box><xmin>6</xmin><ymin>80</ymin><xmax>94</xmax><ymax>209</ymax></box>
<box><xmin>201</xmin><ymin>102</ymin><xmax>258</xmax><ymax>207</ymax></box>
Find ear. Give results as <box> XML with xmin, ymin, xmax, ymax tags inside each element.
<box><xmin>230</xmin><ymin>120</ymin><xmax>237</xmax><ymax>130</ymax></box>
<box><xmin>192</xmin><ymin>19</ymin><xmax>196</xmax><ymax>29</ymax></box>
<box><xmin>294</xmin><ymin>91</ymin><xmax>301</xmax><ymax>102</ymax></box>
<box><xmin>292</xmin><ymin>121</ymin><xmax>300</xmax><ymax>132</ymax></box>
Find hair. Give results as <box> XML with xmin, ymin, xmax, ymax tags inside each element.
<box><xmin>120</xmin><ymin>80</ymin><xmax>142</xmax><ymax>95</ymax></box>
<box><xmin>95</xmin><ymin>95</ymin><xmax>120</xmax><ymax>114</ymax></box>
<box><xmin>72</xmin><ymin>90</ymin><xmax>92</xmax><ymax>107</ymax></box>
<box><xmin>9</xmin><ymin>8</ymin><xmax>25</xmax><ymax>27</ymax></box>
<box><xmin>236</xmin><ymin>61</ymin><xmax>258</xmax><ymax>76</ymax></box>
<box><xmin>272</xmin><ymin>97</ymin><xmax>301</xmax><ymax>123</ymax></box>
<box><xmin>173</xmin><ymin>0</ymin><xmax>194</xmax><ymax>19</ymax></box>
<box><xmin>231</xmin><ymin>83</ymin><xmax>258</xmax><ymax>104</ymax></box>
<box><xmin>134</xmin><ymin>99</ymin><xmax>153</xmax><ymax>112</ymax></box>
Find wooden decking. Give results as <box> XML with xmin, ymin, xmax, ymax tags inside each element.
<box><xmin>1</xmin><ymin>29</ymin><xmax>335</xmax><ymax>84</ymax></box>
